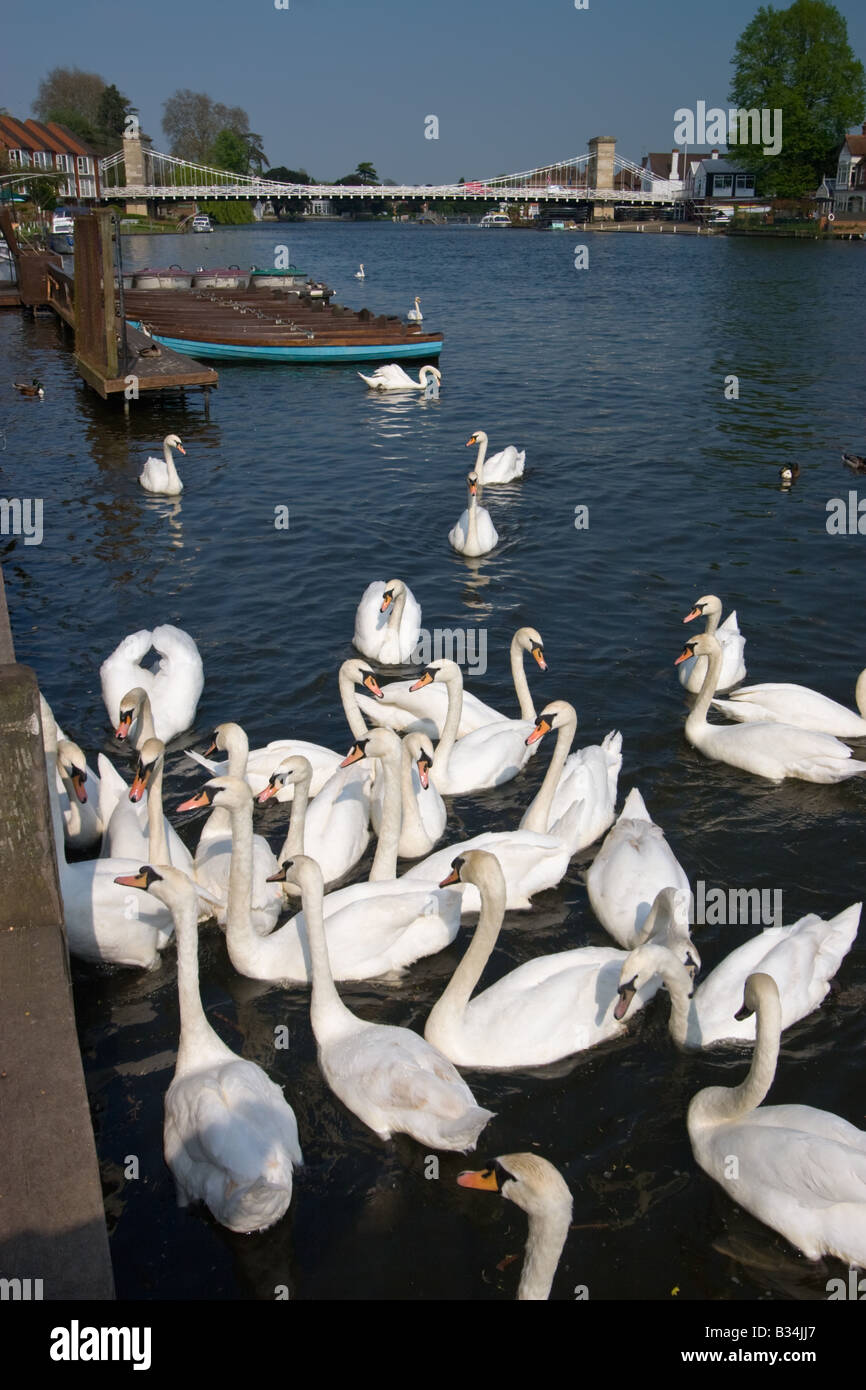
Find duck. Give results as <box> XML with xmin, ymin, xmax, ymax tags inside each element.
<box><xmin>711</xmin><ymin>665</ymin><xmax>866</xmax><ymax>739</ymax></box>
<box><xmin>353</xmin><ymin>578</ymin><xmax>422</xmax><ymax>665</ymax></box>
<box><xmin>842</xmin><ymin>452</ymin><xmax>866</xmax><ymax>473</ymax></box>
<box><xmin>279</xmin><ymin>853</ymin><xmax>492</xmax><ymax>1149</ymax></box>
<box><xmin>779</xmin><ymin>462</ymin><xmax>800</xmax><ymax>485</ymax></box>
<box><xmin>457</xmin><ymin>1153</ymin><xmax>572</xmax><ymax>1300</ymax></box>
<box><xmin>56</xmin><ymin>739</ymin><xmax>103</xmax><ymax>852</ymax></box>
<box><xmin>614</xmin><ymin>902</ymin><xmax>860</xmax><ymax>1048</ymax></box>
<box><xmin>139</xmin><ymin>434</ymin><xmax>186</xmax><ymax>496</ymax></box>
<box><xmin>425</xmin><ymin>852</ymin><xmax>673</xmax><ymax>1067</ymax></box>
<box><xmin>448</xmin><ymin>471</ymin><xmax>498</xmax><ymax>557</ymax></box>
<box><xmin>407</xmin><ymin>296</ymin><xmax>423</xmax><ymax>322</ymax></box>
<box><xmin>677</xmin><ymin>594</ymin><xmax>746</xmax><ymax>693</ymax></box>
<box><xmin>519</xmin><ymin>701</ymin><xmax>622</xmax><ymax>855</ymax></box>
<box><xmin>408</xmin><ymin>659</ymin><xmax>535</xmax><ymax>794</ymax></box>
<box><xmin>354</xmin><ymin>627</ymin><xmax>547</xmax><ymax>740</ymax></box>
<box><xmin>585</xmin><ymin>787</ymin><xmax>690</xmax><ymax>947</ymax></box>
<box><xmin>115</xmin><ymin>864</ymin><xmax>302</xmax><ymax>1232</ymax></box>
<box><xmin>354</xmin><ymin>263</ymin><xmax>365</xmax><ymax>279</ymax></box>
<box><xmin>98</xmin><ymin>737</ymin><xmax>195</xmax><ymax>878</ymax></box>
<box><xmin>466</xmin><ymin>430</ymin><xmax>526</xmax><ymax>484</ymax></box>
<box><xmin>13</xmin><ymin>378</ymin><xmax>44</xmax><ymax>397</ymax></box>
<box><xmin>687</xmin><ymin>972</ymin><xmax>866</xmax><ymax>1265</ymax></box>
<box><xmin>100</xmin><ymin>626</ymin><xmax>204</xmax><ymax>746</ymax></box>
<box><xmin>675</xmin><ymin>633</ymin><xmax>866</xmax><ymax>782</ymax></box>
<box><xmin>357</xmin><ymin>364</ymin><xmax>441</xmax><ymax>392</ymax></box>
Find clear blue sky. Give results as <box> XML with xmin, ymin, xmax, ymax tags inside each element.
<box><xmin>3</xmin><ymin>0</ymin><xmax>865</xmax><ymax>179</ymax></box>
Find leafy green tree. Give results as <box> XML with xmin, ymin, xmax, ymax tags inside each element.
<box><xmin>211</xmin><ymin>128</ymin><xmax>249</xmax><ymax>174</ymax></box>
<box><xmin>243</xmin><ymin>132</ymin><xmax>268</xmax><ymax>175</ymax></box>
<box><xmin>97</xmin><ymin>84</ymin><xmax>132</xmax><ymax>143</ymax></box>
<box><xmin>33</xmin><ymin>67</ymin><xmax>105</xmax><ymax>126</ymax></box>
<box><xmin>354</xmin><ymin>161</ymin><xmax>378</xmax><ymax>185</ymax></box>
<box><xmin>162</xmin><ymin>90</ymin><xmax>249</xmax><ymax>164</ymax></box>
<box><xmin>730</xmin><ymin>0</ymin><xmax>866</xmax><ymax>196</ymax></box>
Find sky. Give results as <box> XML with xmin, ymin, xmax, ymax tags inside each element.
<box><xmin>3</xmin><ymin>0</ymin><xmax>865</xmax><ymax>181</ymax></box>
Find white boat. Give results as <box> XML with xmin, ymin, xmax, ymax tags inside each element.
<box><xmin>479</xmin><ymin>212</ymin><xmax>511</xmax><ymax>228</ymax></box>
<box><xmin>133</xmin><ymin>266</ymin><xmax>195</xmax><ymax>289</ymax></box>
<box><xmin>191</xmin><ymin>214</ymin><xmax>213</xmax><ymax>233</ymax></box>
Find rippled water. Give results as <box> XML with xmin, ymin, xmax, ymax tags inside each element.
<box><xmin>2</xmin><ymin>223</ymin><xmax>866</xmax><ymax>1300</ymax></box>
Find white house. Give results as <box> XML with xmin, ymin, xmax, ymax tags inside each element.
<box><xmin>834</xmin><ymin>125</ymin><xmax>866</xmax><ymax>214</ymax></box>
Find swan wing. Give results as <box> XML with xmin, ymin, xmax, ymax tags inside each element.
<box><xmin>713</xmin><ymin>683</ymin><xmax>866</xmax><ymax>736</ymax></box>
<box><xmin>437</xmin><ymin>717</ymin><xmax>534</xmax><ymax>793</ymax></box>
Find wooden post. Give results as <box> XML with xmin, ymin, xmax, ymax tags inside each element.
<box><xmin>96</xmin><ymin>208</ymin><xmax>118</xmax><ymax>377</ymax></box>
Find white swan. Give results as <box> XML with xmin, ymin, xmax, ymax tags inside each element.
<box><xmin>369</xmin><ymin>732</ymin><xmax>445</xmax><ymax>859</ymax></box>
<box><xmin>357</xmin><ymin>364</ymin><xmax>441</xmax><ymax>392</ymax></box>
<box><xmin>41</xmin><ymin>696</ymin><xmax>175</xmax><ymax>968</ymax></box>
<box><xmin>139</xmin><ymin>433</ymin><xmax>186</xmax><ymax>496</ymax></box>
<box><xmin>467</xmin><ymin>430</ymin><xmax>526</xmax><ymax>485</ymax></box>
<box><xmin>615</xmin><ymin>902</ymin><xmax>861</xmax><ymax>1047</ymax></box>
<box><xmin>586</xmin><ymin>787</ymin><xmax>691</xmax><ymax>946</ymax></box>
<box><xmin>259</xmin><ymin>743</ymin><xmax>372</xmax><ymax>889</ymax></box>
<box><xmin>519</xmin><ymin>702</ymin><xmax>622</xmax><ymax>855</ymax></box>
<box><xmin>688</xmin><ymin>972</ymin><xmax>866</xmax><ymax>1265</ymax></box>
<box><xmin>56</xmin><ymin>739</ymin><xmax>103</xmax><ymax>851</ymax></box>
<box><xmin>407</xmin><ymin>296</ymin><xmax>423</xmax><ymax>322</ymax></box>
<box><xmin>712</xmin><ymin>667</ymin><xmax>866</xmax><ymax>739</ymax></box>
<box><xmin>101</xmin><ymin>626</ymin><xmax>204</xmax><ymax>745</ymax></box>
<box><xmin>187</xmin><ymin>765</ymin><xmax>461</xmax><ymax>983</ymax></box>
<box><xmin>408</xmin><ymin>659</ymin><xmax>535</xmax><ymax>794</ymax></box>
<box><xmin>426</xmin><ymin>851</ymin><xmax>664</xmax><ymax>1066</ymax></box>
<box><xmin>457</xmin><ymin>1153</ymin><xmax>572</xmax><ymax>1300</ymax></box>
<box><xmin>676</xmin><ymin>633</ymin><xmax>866</xmax><ymax>783</ymax></box>
<box><xmin>98</xmin><ymin>738</ymin><xmax>195</xmax><ymax>877</ymax></box>
<box><xmin>449</xmin><ymin>471</ymin><xmax>498</xmax><ymax>557</ymax></box>
<box><xmin>354</xmin><ymin>626</ymin><xmax>547</xmax><ymax>740</ymax></box>
<box><xmin>677</xmin><ymin>594</ymin><xmax>746</xmax><ymax>693</ymax></box>
<box><xmin>355</xmin><ymin>263</ymin><xmax>365</xmax><ymax>279</ymax></box>
<box><xmin>116</xmin><ymin>864</ymin><xmax>302</xmax><ymax>1232</ymax></box>
<box><xmin>353</xmin><ymin>578</ymin><xmax>422</xmax><ymax>665</ymax></box>
<box><xmin>282</xmin><ymin>853</ymin><xmax>492</xmax><ymax>1149</ymax></box>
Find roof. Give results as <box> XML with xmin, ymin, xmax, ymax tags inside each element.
<box><xmin>841</xmin><ymin>134</ymin><xmax>866</xmax><ymax>157</ymax></box>
<box><xmin>644</xmin><ymin>150</ymin><xmax>717</xmax><ymax>179</ymax></box>
<box><xmin>0</xmin><ymin>115</ymin><xmax>96</xmax><ymax>158</ymax></box>
<box><xmin>694</xmin><ymin>157</ymin><xmax>756</xmax><ymax>175</ymax></box>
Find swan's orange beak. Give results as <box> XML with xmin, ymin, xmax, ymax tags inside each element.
<box><xmin>466</xmin><ymin>436</ymin><xmax>476</xmax><ymax>446</ymax></box>
<box><xmin>439</xmin><ymin>866</ymin><xmax>460</xmax><ymax>886</ymax></box>
<box><xmin>115</xmin><ymin>711</ymin><xmax>133</xmax><ymax>741</ymax></box>
<box><xmin>204</xmin><ymin>739</ymin><xmax>218</xmax><ymax>756</ymax></box>
<box><xmin>417</xmin><ymin>756</ymin><xmax>431</xmax><ymax>790</ymax></box>
<box><xmin>340</xmin><ymin>742</ymin><xmax>366</xmax><ymax>767</ymax></box>
<box><xmin>531</xmin><ymin>645</ymin><xmax>547</xmax><ymax>671</ymax></box>
<box><xmin>674</xmin><ymin>645</ymin><xmax>695</xmax><ymax>666</ymax></box>
<box><xmin>614</xmin><ymin>977</ymin><xmax>637</xmax><ymax>1021</ymax></box>
<box><xmin>457</xmin><ymin>1168</ymin><xmax>499</xmax><ymax>1191</ymax></box>
<box><xmin>362</xmin><ymin>672</ymin><xmax>384</xmax><ymax>699</ymax></box>
<box><xmin>683</xmin><ymin>607</ymin><xmax>701</xmax><ymax>623</ymax></box>
<box><xmin>129</xmin><ymin>764</ymin><xmax>150</xmax><ymax>803</ymax></box>
<box><xmin>70</xmin><ymin>769</ymin><xmax>88</xmax><ymax>803</ymax></box>
<box><xmin>257</xmin><ymin>778</ymin><xmax>279</xmax><ymax>804</ymax></box>
<box><xmin>526</xmin><ymin>716</ymin><xmax>551</xmax><ymax>745</ymax></box>
<box><xmin>468</xmin><ymin>478</ymin><xmax>478</xmax><ymax>496</ymax></box>
<box><xmin>380</xmin><ymin>591</ymin><xmax>394</xmax><ymax>614</ymax></box>
<box><xmin>177</xmin><ymin>789</ymin><xmax>211</xmax><ymax>811</ymax></box>
<box><xmin>177</xmin><ymin>445</ymin><xmax>186</xmax><ymax>454</ymax></box>
<box><xmin>113</xmin><ymin>867</ymin><xmax>158</xmax><ymax>891</ymax></box>
<box><xmin>266</xmin><ymin>864</ymin><xmax>288</xmax><ymax>883</ymax></box>
<box><xmin>410</xmin><ymin>669</ymin><xmax>434</xmax><ymax>691</ymax></box>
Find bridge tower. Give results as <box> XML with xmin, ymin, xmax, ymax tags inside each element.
<box><xmin>587</xmin><ymin>136</ymin><xmax>616</xmax><ymax>221</ymax></box>
<box><xmin>122</xmin><ymin>131</ymin><xmax>151</xmax><ymax>218</ymax></box>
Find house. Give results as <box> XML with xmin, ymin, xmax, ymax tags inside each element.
<box><xmin>688</xmin><ymin>152</ymin><xmax>757</xmax><ymax>204</ymax></box>
<box><xmin>834</xmin><ymin>125</ymin><xmax>866</xmax><ymax>214</ymax></box>
<box><xmin>640</xmin><ymin>149</ymin><xmax>708</xmax><ymax>199</ymax></box>
<box><xmin>0</xmin><ymin>116</ymin><xmax>100</xmax><ymax>202</ymax></box>
<box><xmin>814</xmin><ymin>176</ymin><xmax>837</xmax><ymax>217</ymax></box>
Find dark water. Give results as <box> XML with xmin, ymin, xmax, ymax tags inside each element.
<box><xmin>2</xmin><ymin>223</ymin><xmax>866</xmax><ymax>1301</ymax></box>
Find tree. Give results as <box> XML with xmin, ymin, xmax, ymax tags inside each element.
<box><xmin>162</xmin><ymin>90</ymin><xmax>249</xmax><ymax>164</ymax></box>
<box><xmin>243</xmin><ymin>132</ymin><xmax>268</xmax><ymax>175</ymax></box>
<box><xmin>211</xmin><ymin>128</ymin><xmax>250</xmax><ymax>174</ymax></box>
<box><xmin>266</xmin><ymin>165</ymin><xmax>314</xmax><ymax>184</ymax></box>
<box><xmin>41</xmin><ymin>108</ymin><xmax>98</xmax><ymax>147</ymax></box>
<box><xmin>97</xmin><ymin>84</ymin><xmax>132</xmax><ymax>143</ymax></box>
<box><xmin>33</xmin><ymin>67</ymin><xmax>105</xmax><ymax>126</ymax></box>
<box><xmin>730</xmin><ymin>0</ymin><xmax>866</xmax><ymax>196</ymax></box>
<box><xmin>354</xmin><ymin>161</ymin><xmax>378</xmax><ymax>185</ymax></box>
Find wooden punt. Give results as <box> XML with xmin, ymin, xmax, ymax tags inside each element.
<box><xmin>249</xmin><ymin>266</ymin><xmax>307</xmax><ymax>288</ymax></box>
<box><xmin>133</xmin><ymin>266</ymin><xmax>194</xmax><ymax>289</ymax></box>
<box><xmin>191</xmin><ymin>266</ymin><xmax>251</xmax><ymax>289</ymax></box>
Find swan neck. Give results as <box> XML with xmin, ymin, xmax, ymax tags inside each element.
<box><xmin>855</xmin><ymin>668</ymin><xmax>866</xmax><ymax>718</ymax></box>
<box><xmin>687</xmin><ymin>643</ymin><xmax>723</xmax><ymax>726</ymax></box>
<box><xmin>522</xmin><ymin>715</ymin><xmax>575</xmax><ymax>832</ymax></box>
<box><xmin>399</xmin><ymin>744</ymin><xmax>426</xmax><ymax>843</ymax></box>
<box><xmin>466</xmin><ymin>491</ymin><xmax>480</xmax><ymax>549</ymax></box>
<box><xmin>704</xmin><ymin>608</ymin><xmax>720</xmax><ymax>637</ymax></box>
<box><xmin>511</xmin><ymin>635</ymin><xmax>534</xmax><ymax>720</ymax></box>
<box><xmin>518</xmin><ymin>1206</ymin><xmax>571</xmax><ymax>1301</ymax></box>
<box><xmin>146</xmin><ymin>758</ymin><xmax>169</xmax><ymax>865</ymax></box>
<box><xmin>369</xmin><ymin>747</ymin><xmax>401</xmax><ymax>881</ymax></box>
<box><xmin>387</xmin><ymin>586</ymin><xmax>406</xmax><ymax>634</ymax></box>
<box><xmin>662</xmin><ymin>961</ymin><xmax>695</xmax><ymax>1046</ymax></box>
<box><xmin>427</xmin><ymin>869</ymin><xmax>505</xmax><ymax>1034</ymax></box>
<box><xmin>720</xmin><ymin>984</ymin><xmax>781</xmax><ymax>1120</ymax></box>
<box><xmin>225</xmin><ymin>796</ymin><xmax>256</xmax><ymax>949</ymax></box>
<box><xmin>301</xmin><ymin>872</ymin><xmax>355</xmax><ymax>1031</ymax></box>
<box><xmin>174</xmin><ymin>894</ymin><xmax>213</xmax><ymax>1057</ymax></box>
<box><xmin>279</xmin><ymin>772</ymin><xmax>309</xmax><ymax>861</ymax></box>
<box><xmin>475</xmin><ymin>435</ymin><xmax>488</xmax><ymax>476</ymax></box>
<box><xmin>340</xmin><ymin>670</ymin><xmax>369</xmax><ymax>741</ymax></box>
<box><xmin>135</xmin><ymin>698</ymin><xmax>157</xmax><ymax>751</ymax></box>
<box><xmin>434</xmin><ymin>671</ymin><xmax>463</xmax><ymax>771</ymax></box>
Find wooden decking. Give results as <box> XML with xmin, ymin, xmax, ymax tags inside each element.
<box><xmin>78</xmin><ymin>322</ymin><xmax>219</xmax><ymax>398</ymax></box>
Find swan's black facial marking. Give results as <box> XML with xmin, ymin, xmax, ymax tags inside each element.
<box><xmin>685</xmin><ymin>951</ymin><xmax>699</xmax><ymax>988</ymax></box>
<box><xmin>734</xmin><ymin>1000</ymin><xmax>754</xmax><ymax>1022</ymax></box>
<box><xmin>614</xmin><ymin>976</ymin><xmax>638</xmax><ymax>1021</ymax></box>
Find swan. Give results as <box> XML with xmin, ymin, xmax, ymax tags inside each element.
<box><xmin>112</xmin><ymin>686</ymin><xmax>157</xmax><ymax>747</ymax></box>
<box><xmin>676</xmin><ymin>634</ymin><xmax>866</xmax><ymax>783</ymax></box>
<box><xmin>457</xmin><ymin>1153</ymin><xmax>572</xmax><ymax>1300</ymax></box>
<box><xmin>183</xmin><ymin>764</ymin><xmax>462</xmax><ymax>982</ymax></box>
<box><xmin>449</xmin><ymin>471</ymin><xmax>498</xmax><ymax>557</ymax></box>
<box><xmin>354</xmin><ymin>626</ymin><xmax>547</xmax><ymax>739</ymax></box>
<box><xmin>368</xmin><ymin>732</ymin><xmax>445</xmax><ymax>859</ymax></box>
<box><xmin>711</xmin><ymin>667</ymin><xmax>866</xmax><ymax>739</ymax></box>
<box><xmin>426</xmin><ymin>851</ymin><xmax>665</xmax><ymax>1066</ymax></box>
<box><xmin>585</xmin><ymin>787</ymin><xmax>691</xmax><ymax>946</ymax></box>
<box><xmin>280</xmin><ymin>853</ymin><xmax>492</xmax><ymax>1149</ymax></box>
<box><xmin>357</xmin><ymin>364</ymin><xmax>441</xmax><ymax>392</ymax></box>
<box><xmin>614</xmin><ymin>902</ymin><xmax>860</xmax><ymax>1048</ymax></box>
<box><xmin>40</xmin><ymin>696</ymin><xmax>175</xmax><ymax>968</ymax></box>
<box><xmin>408</xmin><ymin>659</ymin><xmax>535</xmax><ymax>794</ymax></box>
<box><xmin>355</xmin><ymin>263</ymin><xmax>365</xmax><ymax>279</ymax></box>
<box><xmin>139</xmin><ymin>434</ymin><xmax>186</xmax><ymax>496</ymax></box>
<box><xmin>677</xmin><ymin>595</ymin><xmax>746</xmax><ymax>693</ymax></box>
<box><xmin>259</xmin><ymin>743</ymin><xmax>372</xmax><ymax>888</ymax></box>
<box><xmin>407</xmin><ymin>296</ymin><xmax>423</xmax><ymax>322</ymax></box>
<box><xmin>101</xmin><ymin>626</ymin><xmax>204</xmax><ymax>745</ymax></box>
<box><xmin>519</xmin><ymin>702</ymin><xmax>622</xmax><ymax>855</ymax></box>
<box><xmin>687</xmin><ymin>972</ymin><xmax>866</xmax><ymax>1265</ymax></box>
<box><xmin>353</xmin><ymin>578</ymin><xmax>422</xmax><ymax>665</ymax></box>
<box><xmin>56</xmin><ymin>739</ymin><xmax>103</xmax><ymax>851</ymax></box>
<box><xmin>98</xmin><ymin>738</ymin><xmax>195</xmax><ymax>877</ymax></box>
<box><xmin>115</xmin><ymin>864</ymin><xmax>302</xmax><ymax>1232</ymax></box>
<box><xmin>467</xmin><ymin>430</ymin><xmax>526</xmax><ymax>485</ymax></box>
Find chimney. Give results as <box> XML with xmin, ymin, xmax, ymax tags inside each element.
<box><xmin>711</xmin><ymin>148</ymin><xmax>719</xmax><ymax>159</ymax></box>
<box><xmin>670</xmin><ymin>148</ymin><xmax>679</xmax><ymax>179</ymax></box>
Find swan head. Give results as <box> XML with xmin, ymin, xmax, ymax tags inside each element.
<box><xmin>113</xmin><ymin>862</ymin><xmax>221</xmax><ymax>914</ymax></box>
<box><xmin>466</xmin><ymin>430</ymin><xmax>488</xmax><ymax>447</ymax></box>
<box><xmin>129</xmin><ymin>737</ymin><xmax>166</xmax><ymax>803</ymax></box>
<box><xmin>403</xmin><ymin>732</ymin><xmax>434</xmax><ymax>789</ymax></box>
<box><xmin>735</xmin><ymin>970</ymin><xmax>779</xmax><ymax>1021</ymax></box>
<box><xmin>163</xmin><ymin>433</ymin><xmax>185</xmax><ymax>454</ymax></box>
<box><xmin>675</xmin><ymin>631</ymin><xmax>721</xmax><ymax>666</ymax></box>
<box><xmin>380</xmin><ymin>579</ymin><xmax>406</xmax><ymax>614</ymax></box>
<box><xmin>421</xmin><ymin>366</ymin><xmax>442</xmax><ymax>383</ymax></box>
<box><xmin>514</xmin><ymin>626</ymin><xmax>547</xmax><ymax>670</ymax></box>
<box><xmin>458</xmin><ymin>1153</ymin><xmax>572</xmax><ymax>1224</ymax></box>
<box><xmin>683</xmin><ymin>594</ymin><xmax>722</xmax><ymax>624</ymax></box>
<box><xmin>340</xmin><ymin>726</ymin><xmax>400</xmax><ymax>768</ymax></box>
<box><xmin>340</xmin><ymin>659</ymin><xmax>385</xmax><ymax>699</ymax></box>
<box><xmin>177</xmin><ymin>773</ymin><xmax>251</xmax><ymax>814</ymax></box>
<box><xmin>467</xmin><ymin>471</ymin><xmax>480</xmax><ymax>498</ymax></box>
<box><xmin>57</xmin><ymin>740</ymin><xmax>89</xmax><ymax>802</ymax></box>
<box><xmin>267</xmin><ymin>853</ymin><xmax>322</xmax><ymax>894</ymax></box>
<box><xmin>439</xmin><ymin>849</ymin><xmax>506</xmax><ymax>907</ymax></box>
<box><xmin>205</xmin><ymin>722</ymin><xmax>248</xmax><ymax>758</ymax></box>
<box><xmin>409</xmin><ymin>658</ymin><xmax>461</xmax><ymax>691</ymax></box>
<box><xmin>115</xmin><ymin>687</ymin><xmax>151</xmax><ymax>741</ymax></box>
<box><xmin>526</xmin><ymin>700</ymin><xmax>576</xmax><ymax>746</ymax></box>
<box><xmin>637</xmin><ymin>887</ymin><xmax>700</xmax><ymax>973</ymax></box>
<box><xmin>615</xmin><ymin>939</ymin><xmax>697</xmax><ymax>1022</ymax></box>
<box><xmin>257</xmin><ymin>755</ymin><xmax>312</xmax><ymax>804</ymax></box>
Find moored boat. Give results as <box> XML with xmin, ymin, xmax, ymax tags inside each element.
<box><xmin>191</xmin><ymin>266</ymin><xmax>251</xmax><ymax>289</ymax></box>
<box><xmin>133</xmin><ymin>266</ymin><xmax>195</xmax><ymax>290</ymax></box>
<box><xmin>248</xmin><ymin>266</ymin><xmax>307</xmax><ymax>288</ymax></box>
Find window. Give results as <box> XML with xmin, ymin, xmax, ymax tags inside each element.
<box><xmin>77</xmin><ymin>155</ymin><xmax>92</xmax><ymax>173</ymax></box>
<box><xmin>735</xmin><ymin>174</ymin><xmax>754</xmax><ymax>193</ymax></box>
<box><xmin>33</xmin><ymin>150</ymin><xmax>51</xmax><ymax>169</ymax></box>
<box><xmin>56</xmin><ymin>153</ymin><xmax>72</xmax><ymax>172</ymax></box>
<box><xmin>78</xmin><ymin>176</ymin><xmax>96</xmax><ymax>198</ymax></box>
<box><xmin>713</xmin><ymin>174</ymin><xmax>733</xmax><ymax>194</ymax></box>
